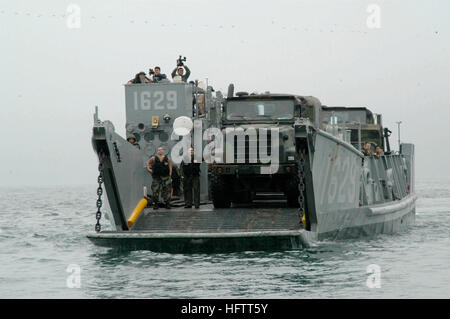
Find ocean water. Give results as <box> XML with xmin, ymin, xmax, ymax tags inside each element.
<box><xmin>0</xmin><ymin>180</ymin><xmax>449</xmax><ymax>299</ymax></box>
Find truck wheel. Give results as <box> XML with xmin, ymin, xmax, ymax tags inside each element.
<box><xmin>286</xmin><ymin>191</ymin><xmax>300</xmax><ymax>207</ymax></box>
<box><xmin>286</xmin><ymin>176</ymin><xmax>300</xmax><ymax>208</ymax></box>
<box><xmin>231</xmin><ymin>191</ymin><xmax>252</xmax><ymax>204</ymax></box>
<box><xmin>211</xmin><ymin>174</ymin><xmax>231</xmax><ymax>208</ymax></box>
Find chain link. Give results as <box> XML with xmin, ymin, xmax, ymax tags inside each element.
<box><xmin>95</xmin><ymin>154</ymin><xmax>104</xmax><ymax>232</ymax></box>
<box><xmin>298</xmin><ymin>149</ymin><xmax>306</xmax><ymax>225</ymax></box>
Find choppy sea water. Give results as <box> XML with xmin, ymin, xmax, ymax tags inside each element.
<box><xmin>0</xmin><ymin>180</ymin><xmax>449</xmax><ymax>299</ymax></box>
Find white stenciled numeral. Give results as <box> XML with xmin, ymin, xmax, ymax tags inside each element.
<box><xmin>153</xmin><ymin>91</ymin><xmax>164</xmax><ymax>110</ymax></box>
<box><xmin>141</xmin><ymin>91</ymin><xmax>151</xmax><ymax>110</ymax></box>
<box><xmin>167</xmin><ymin>90</ymin><xmax>177</xmax><ymax>109</ymax></box>
<box><xmin>134</xmin><ymin>91</ymin><xmax>178</xmax><ymax>110</ymax></box>
<box><xmin>366</xmin><ymin>4</ymin><xmax>381</xmax><ymax>29</ymax></box>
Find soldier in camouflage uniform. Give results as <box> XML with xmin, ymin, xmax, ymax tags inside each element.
<box><xmin>181</xmin><ymin>147</ymin><xmax>201</xmax><ymax>209</ymax></box>
<box><xmin>146</xmin><ymin>147</ymin><xmax>172</xmax><ymax>209</ymax></box>
<box><xmin>375</xmin><ymin>145</ymin><xmax>384</xmax><ymax>157</ymax></box>
<box><xmin>362</xmin><ymin>141</ymin><xmax>373</xmax><ymax>156</ymax></box>
<box><xmin>127</xmin><ymin>134</ymin><xmax>141</xmax><ymax>150</ymax></box>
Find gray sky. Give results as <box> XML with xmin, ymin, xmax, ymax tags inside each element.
<box><xmin>1</xmin><ymin>0</ymin><xmax>449</xmax><ymax>186</ymax></box>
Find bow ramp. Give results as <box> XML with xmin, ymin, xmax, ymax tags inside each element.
<box><xmin>87</xmin><ymin>203</ymin><xmax>311</xmax><ymax>253</ymax></box>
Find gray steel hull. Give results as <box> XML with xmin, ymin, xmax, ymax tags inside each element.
<box><xmin>89</xmin><ymin>88</ymin><xmax>416</xmax><ymax>252</ymax></box>
<box><xmin>87</xmin><ymin>230</ymin><xmax>311</xmax><ymax>253</ymax></box>
<box><xmin>306</xmin><ymin>129</ymin><xmax>416</xmax><ymax>239</ymax></box>
<box><xmin>318</xmin><ymin>195</ymin><xmax>416</xmax><ymax>240</ymax></box>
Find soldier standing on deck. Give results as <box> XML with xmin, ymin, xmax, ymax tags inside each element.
<box><xmin>181</xmin><ymin>147</ymin><xmax>201</xmax><ymax>209</ymax></box>
<box><xmin>146</xmin><ymin>147</ymin><xmax>173</xmax><ymax>210</ymax></box>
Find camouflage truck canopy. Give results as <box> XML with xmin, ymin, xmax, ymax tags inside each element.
<box><xmin>322</xmin><ymin>105</ymin><xmax>384</xmax><ymax>151</ymax></box>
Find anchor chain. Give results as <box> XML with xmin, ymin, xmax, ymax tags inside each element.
<box><xmin>95</xmin><ymin>153</ymin><xmax>105</xmax><ymax>232</ymax></box>
<box><xmin>298</xmin><ymin>149</ymin><xmax>306</xmax><ymax>225</ymax></box>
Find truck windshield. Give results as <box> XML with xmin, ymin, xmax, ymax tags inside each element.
<box><xmin>226</xmin><ymin>99</ymin><xmax>294</xmax><ymax>121</ymax></box>
<box><xmin>322</xmin><ymin>110</ymin><xmax>371</xmax><ymax>124</ymax></box>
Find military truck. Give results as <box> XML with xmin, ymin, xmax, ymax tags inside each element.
<box><xmin>208</xmin><ymin>92</ymin><xmax>322</xmax><ymax>208</ymax></box>
<box><xmin>321</xmin><ymin>106</ymin><xmax>389</xmax><ymax>153</ymax></box>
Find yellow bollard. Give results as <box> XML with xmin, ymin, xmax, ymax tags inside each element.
<box><xmin>127</xmin><ymin>198</ymin><xmax>148</xmax><ymax>228</ymax></box>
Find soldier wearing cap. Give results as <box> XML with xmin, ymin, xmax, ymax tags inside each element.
<box><xmin>146</xmin><ymin>147</ymin><xmax>173</xmax><ymax>209</ymax></box>
<box><xmin>127</xmin><ymin>134</ymin><xmax>141</xmax><ymax>149</ymax></box>
<box><xmin>181</xmin><ymin>147</ymin><xmax>201</xmax><ymax>209</ymax></box>
<box><xmin>127</xmin><ymin>72</ymin><xmax>151</xmax><ymax>85</ymax></box>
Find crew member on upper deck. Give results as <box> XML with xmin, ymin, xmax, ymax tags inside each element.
<box><xmin>171</xmin><ymin>65</ymin><xmax>190</xmax><ymax>83</ymax></box>
<box><xmin>127</xmin><ymin>72</ymin><xmax>152</xmax><ymax>85</ymax></box>
<box><xmin>150</xmin><ymin>66</ymin><xmax>168</xmax><ymax>82</ymax></box>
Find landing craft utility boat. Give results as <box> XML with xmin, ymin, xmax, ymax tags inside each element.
<box><xmin>87</xmin><ymin>79</ymin><xmax>416</xmax><ymax>253</ymax></box>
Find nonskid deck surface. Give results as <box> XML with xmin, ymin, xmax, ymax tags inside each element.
<box><xmin>131</xmin><ymin>201</ymin><xmax>303</xmax><ymax>233</ymax></box>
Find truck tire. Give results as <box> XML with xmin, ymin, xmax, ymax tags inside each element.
<box><xmin>286</xmin><ymin>192</ymin><xmax>300</xmax><ymax>207</ymax></box>
<box><xmin>210</xmin><ymin>174</ymin><xmax>231</xmax><ymax>208</ymax></box>
<box><xmin>286</xmin><ymin>176</ymin><xmax>300</xmax><ymax>208</ymax></box>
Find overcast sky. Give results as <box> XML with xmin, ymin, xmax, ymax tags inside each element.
<box><xmin>0</xmin><ymin>0</ymin><xmax>449</xmax><ymax>186</ymax></box>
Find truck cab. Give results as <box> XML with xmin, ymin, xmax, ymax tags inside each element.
<box><xmin>209</xmin><ymin>92</ymin><xmax>322</xmax><ymax>208</ymax></box>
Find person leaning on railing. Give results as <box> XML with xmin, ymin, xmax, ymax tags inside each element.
<box><xmin>361</xmin><ymin>141</ymin><xmax>374</xmax><ymax>156</ymax></box>
<box><xmin>374</xmin><ymin>145</ymin><xmax>384</xmax><ymax>157</ymax></box>
<box><xmin>127</xmin><ymin>71</ymin><xmax>152</xmax><ymax>85</ymax></box>
<box><xmin>126</xmin><ymin>134</ymin><xmax>141</xmax><ymax>149</ymax></box>
<box><xmin>149</xmin><ymin>66</ymin><xmax>168</xmax><ymax>82</ymax></box>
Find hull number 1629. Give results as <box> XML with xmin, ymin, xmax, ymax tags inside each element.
<box><xmin>133</xmin><ymin>90</ymin><xmax>177</xmax><ymax>110</ymax></box>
